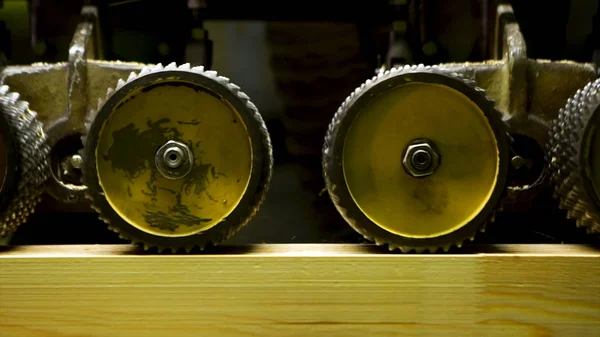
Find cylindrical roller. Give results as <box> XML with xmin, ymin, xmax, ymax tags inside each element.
<box><xmin>0</xmin><ymin>85</ymin><xmax>50</xmax><ymax>238</ymax></box>
<box><xmin>547</xmin><ymin>78</ymin><xmax>600</xmax><ymax>233</ymax></box>
<box><xmin>323</xmin><ymin>66</ymin><xmax>509</xmax><ymax>252</ymax></box>
<box><xmin>82</xmin><ymin>63</ymin><xmax>272</xmax><ymax>252</ymax></box>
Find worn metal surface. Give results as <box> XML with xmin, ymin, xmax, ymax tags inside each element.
<box><xmin>0</xmin><ymin>61</ymin><xmax>145</xmax><ymax>133</ymax></box>
<box><xmin>437</xmin><ymin>5</ymin><xmax>597</xmax><ymax>207</ymax></box>
<box><xmin>82</xmin><ymin>63</ymin><xmax>273</xmax><ymax>251</ymax></box>
<box><xmin>0</xmin><ymin>63</ymin><xmax>69</xmax><ymax>126</ymax></box>
<box><xmin>0</xmin><ymin>3</ymin><xmax>597</xmax><ymax>210</ymax></box>
<box><xmin>1</xmin><ymin>48</ymin><xmax>593</xmax><ymax>152</ymax></box>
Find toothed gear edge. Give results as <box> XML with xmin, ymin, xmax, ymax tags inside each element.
<box><xmin>322</xmin><ymin>65</ymin><xmax>510</xmax><ymax>253</ymax></box>
<box><xmin>82</xmin><ymin>63</ymin><xmax>273</xmax><ymax>252</ymax></box>
<box><xmin>547</xmin><ymin>78</ymin><xmax>600</xmax><ymax>233</ymax></box>
<box><xmin>0</xmin><ymin>85</ymin><xmax>50</xmax><ymax>237</ymax></box>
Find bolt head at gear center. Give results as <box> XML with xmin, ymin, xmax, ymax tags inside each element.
<box><xmin>402</xmin><ymin>138</ymin><xmax>441</xmax><ymax>178</ymax></box>
<box><xmin>155</xmin><ymin>140</ymin><xmax>194</xmax><ymax>179</ymax></box>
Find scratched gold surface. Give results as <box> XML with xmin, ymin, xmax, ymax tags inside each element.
<box><xmin>96</xmin><ymin>80</ymin><xmax>252</xmax><ymax>237</ymax></box>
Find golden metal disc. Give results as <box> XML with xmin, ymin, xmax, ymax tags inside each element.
<box><xmin>343</xmin><ymin>82</ymin><xmax>500</xmax><ymax>238</ymax></box>
<box><xmin>95</xmin><ymin>80</ymin><xmax>252</xmax><ymax>237</ymax></box>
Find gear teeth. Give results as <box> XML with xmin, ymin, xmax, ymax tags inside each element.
<box><xmin>323</xmin><ymin>65</ymin><xmax>507</xmax><ymax>253</ymax></box>
<box><xmin>479</xmin><ymin>221</ymin><xmax>488</xmax><ymax>232</ymax></box>
<box><xmin>82</xmin><ymin>63</ymin><xmax>273</xmax><ymax>253</ymax></box>
<box><xmin>0</xmin><ymin>85</ymin><xmax>50</xmax><ymax>237</ymax></box>
<box><xmin>139</xmin><ymin>66</ymin><xmax>153</xmax><ymax>76</ymax></box>
<box><xmin>116</xmin><ymin>79</ymin><xmax>126</xmax><ymax>90</ymax></box>
<box><xmin>547</xmin><ymin>78</ymin><xmax>600</xmax><ymax>233</ymax></box>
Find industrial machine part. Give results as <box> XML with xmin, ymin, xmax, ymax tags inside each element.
<box><xmin>82</xmin><ymin>63</ymin><xmax>272</xmax><ymax>251</ymax></box>
<box><xmin>323</xmin><ymin>66</ymin><xmax>509</xmax><ymax>252</ymax></box>
<box><xmin>0</xmin><ymin>85</ymin><xmax>50</xmax><ymax>237</ymax></box>
<box><xmin>1</xmin><ymin>2</ymin><xmax>598</xmax><ymax>249</ymax></box>
<box><xmin>547</xmin><ymin>78</ymin><xmax>600</xmax><ymax>234</ymax></box>
<box><xmin>322</xmin><ymin>4</ymin><xmax>598</xmax><ymax>252</ymax></box>
<box><xmin>1</xmin><ymin>6</ymin><xmax>272</xmax><ymax>251</ymax></box>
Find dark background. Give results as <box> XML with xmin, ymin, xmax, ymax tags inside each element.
<box><xmin>1</xmin><ymin>0</ymin><xmax>599</xmax><ymax>246</ymax></box>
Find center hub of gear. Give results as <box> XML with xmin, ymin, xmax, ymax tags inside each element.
<box><xmin>155</xmin><ymin>140</ymin><xmax>193</xmax><ymax>179</ymax></box>
<box><xmin>402</xmin><ymin>138</ymin><xmax>441</xmax><ymax>177</ymax></box>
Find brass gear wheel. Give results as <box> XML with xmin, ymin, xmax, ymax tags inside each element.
<box><xmin>547</xmin><ymin>78</ymin><xmax>600</xmax><ymax>233</ymax></box>
<box><xmin>82</xmin><ymin>63</ymin><xmax>272</xmax><ymax>252</ymax></box>
<box><xmin>0</xmin><ymin>85</ymin><xmax>50</xmax><ymax>237</ymax></box>
<box><xmin>323</xmin><ymin>66</ymin><xmax>509</xmax><ymax>252</ymax></box>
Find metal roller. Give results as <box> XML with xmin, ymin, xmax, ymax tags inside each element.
<box><xmin>0</xmin><ymin>85</ymin><xmax>50</xmax><ymax>238</ymax></box>
<box><xmin>82</xmin><ymin>63</ymin><xmax>272</xmax><ymax>252</ymax></box>
<box><xmin>547</xmin><ymin>78</ymin><xmax>600</xmax><ymax>233</ymax></box>
<box><xmin>323</xmin><ymin>66</ymin><xmax>509</xmax><ymax>252</ymax></box>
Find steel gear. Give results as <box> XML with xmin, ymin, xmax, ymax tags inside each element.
<box><xmin>82</xmin><ymin>63</ymin><xmax>272</xmax><ymax>252</ymax></box>
<box><xmin>323</xmin><ymin>65</ymin><xmax>509</xmax><ymax>252</ymax></box>
<box><xmin>547</xmin><ymin>78</ymin><xmax>600</xmax><ymax>233</ymax></box>
<box><xmin>0</xmin><ymin>85</ymin><xmax>51</xmax><ymax>237</ymax></box>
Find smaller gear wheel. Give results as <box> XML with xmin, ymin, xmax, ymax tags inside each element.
<box><xmin>82</xmin><ymin>63</ymin><xmax>272</xmax><ymax>252</ymax></box>
<box><xmin>0</xmin><ymin>85</ymin><xmax>50</xmax><ymax>237</ymax></box>
<box><xmin>322</xmin><ymin>65</ymin><xmax>510</xmax><ymax>252</ymax></box>
<box><xmin>547</xmin><ymin>78</ymin><xmax>600</xmax><ymax>233</ymax></box>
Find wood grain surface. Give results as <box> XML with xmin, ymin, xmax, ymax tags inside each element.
<box><xmin>1</xmin><ymin>244</ymin><xmax>599</xmax><ymax>337</ymax></box>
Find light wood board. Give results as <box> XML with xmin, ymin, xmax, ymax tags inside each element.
<box><xmin>0</xmin><ymin>244</ymin><xmax>599</xmax><ymax>337</ymax></box>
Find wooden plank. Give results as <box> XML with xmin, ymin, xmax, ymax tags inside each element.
<box><xmin>0</xmin><ymin>244</ymin><xmax>599</xmax><ymax>337</ymax></box>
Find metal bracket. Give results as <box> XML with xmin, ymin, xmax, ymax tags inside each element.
<box><xmin>45</xmin><ymin>5</ymin><xmax>102</xmax><ymax>204</ymax></box>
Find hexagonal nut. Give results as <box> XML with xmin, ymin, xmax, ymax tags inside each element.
<box><xmin>402</xmin><ymin>140</ymin><xmax>440</xmax><ymax>178</ymax></box>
